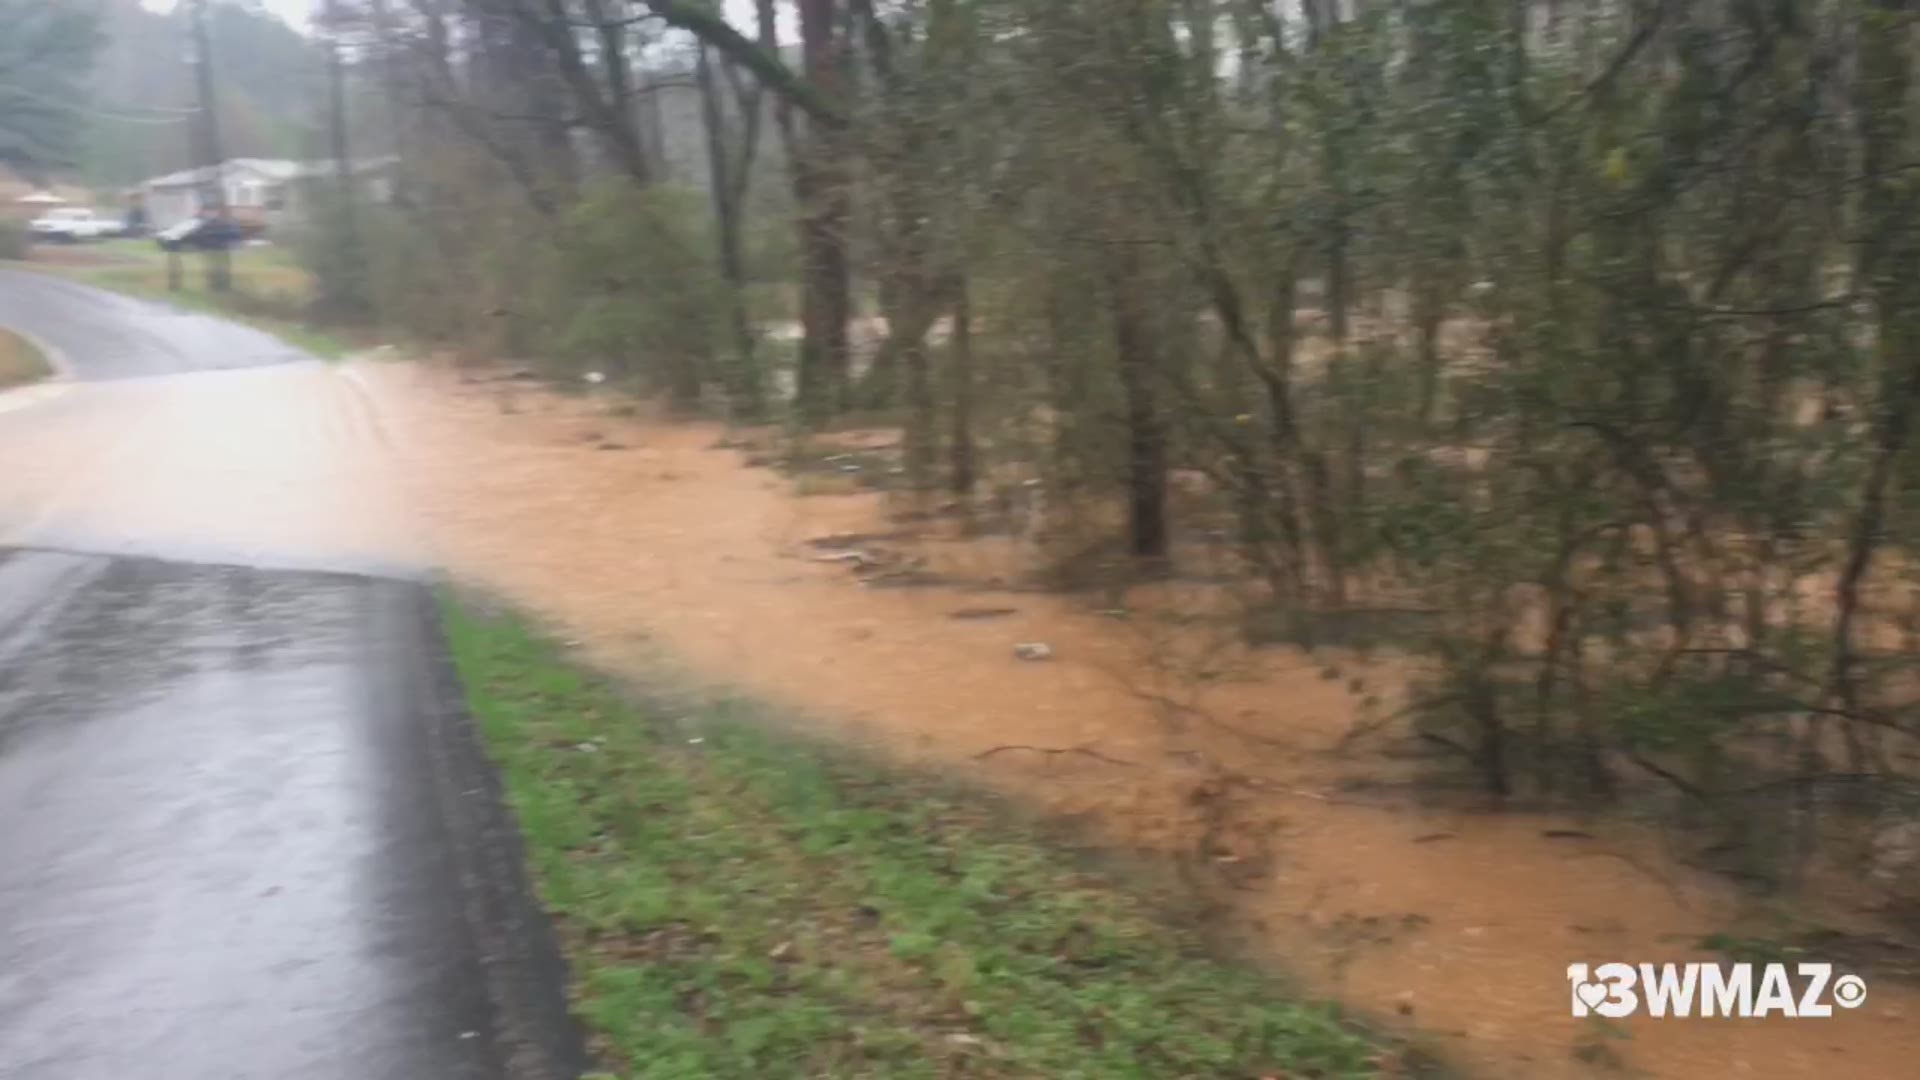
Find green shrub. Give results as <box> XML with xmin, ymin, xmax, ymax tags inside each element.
<box><xmin>538</xmin><ymin>182</ymin><xmax>728</xmax><ymax>406</ymax></box>
<box><xmin>288</xmin><ymin>191</ymin><xmax>371</xmax><ymax>322</ymax></box>
<box><xmin>300</xmin><ymin>172</ymin><xmax>742</xmax><ymax>410</ymax></box>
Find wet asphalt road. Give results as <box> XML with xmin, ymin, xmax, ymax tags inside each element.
<box><xmin>0</xmin><ymin>270</ymin><xmax>580</xmax><ymax>1079</ymax></box>
<box><xmin>0</xmin><ymin>269</ymin><xmax>311</xmax><ymax>380</ymax></box>
<box><xmin>0</xmin><ymin>271</ymin><xmax>425</xmax><ymax>576</ymax></box>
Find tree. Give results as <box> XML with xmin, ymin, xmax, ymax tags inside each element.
<box><xmin>77</xmin><ymin>0</ymin><xmax>321</xmax><ymax>189</ymax></box>
<box><xmin>0</xmin><ymin>0</ymin><xmax>102</xmax><ymax>179</ymax></box>
<box><xmin>696</xmin><ymin>34</ymin><xmax>768</xmax><ymax>417</ymax></box>
<box><xmin>787</xmin><ymin>0</ymin><xmax>853</xmax><ymax>421</ymax></box>
<box><xmin>308</xmin><ymin>0</ymin><xmax>1920</xmax><ymax>875</ymax></box>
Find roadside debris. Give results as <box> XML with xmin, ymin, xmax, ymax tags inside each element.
<box><xmin>813</xmin><ymin>549</ymin><xmax>874</xmax><ymax>568</ymax></box>
<box><xmin>948</xmin><ymin>607</ymin><xmax>1018</xmax><ymax>620</ymax></box>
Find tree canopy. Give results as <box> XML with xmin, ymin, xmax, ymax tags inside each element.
<box><xmin>0</xmin><ymin>0</ymin><xmax>103</xmax><ymax>179</ymax></box>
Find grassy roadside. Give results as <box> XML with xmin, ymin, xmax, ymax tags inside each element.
<box><xmin>11</xmin><ymin>240</ymin><xmax>353</xmax><ymax>359</ymax></box>
<box><xmin>0</xmin><ymin>328</ymin><xmax>53</xmax><ymax>389</ymax></box>
<box><xmin>441</xmin><ymin>593</ymin><xmax>1416</xmax><ymax>1080</ymax></box>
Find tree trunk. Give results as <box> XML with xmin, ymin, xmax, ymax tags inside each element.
<box><xmin>697</xmin><ymin>44</ymin><xmax>763</xmax><ymax>419</ymax></box>
<box><xmin>1107</xmin><ymin>258</ymin><xmax>1170</xmax><ymax>564</ymax></box>
<box><xmin>794</xmin><ymin>0</ymin><xmax>853</xmax><ymax>423</ymax></box>
<box><xmin>641</xmin><ymin>69</ymin><xmax>670</xmax><ymax>179</ymax></box>
<box><xmin>188</xmin><ymin>0</ymin><xmax>230</xmax><ymax>293</ymax></box>
<box><xmin>859</xmin><ymin>274</ymin><xmax>902</xmax><ymax>406</ymax></box>
<box><xmin>796</xmin><ymin>161</ymin><xmax>852</xmax><ymax>421</ymax></box>
<box><xmin>949</xmin><ymin>271</ymin><xmax>977</xmax><ymax>496</ymax></box>
<box><xmin>472</xmin><ymin>7</ymin><xmax>577</xmax><ymax>201</ymax></box>
<box><xmin>588</xmin><ymin>0</ymin><xmax>637</xmax><ymax>156</ymax></box>
<box><xmin>532</xmin><ymin>0</ymin><xmax>644</xmax><ymax>184</ymax></box>
<box><xmin>903</xmin><ymin>313</ymin><xmax>935</xmax><ymax>486</ymax></box>
<box><xmin>323</xmin><ymin>0</ymin><xmax>367</xmax><ymax>321</ymax></box>
<box><xmin>1415</xmin><ymin>290</ymin><xmax>1445</xmax><ymax>427</ymax></box>
<box><xmin>1470</xmin><ymin>667</ymin><xmax>1511</xmax><ymax>799</ymax></box>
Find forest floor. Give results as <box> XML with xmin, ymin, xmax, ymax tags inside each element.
<box><xmin>359</xmin><ymin>355</ymin><xmax>1920</xmax><ymax>1080</ymax></box>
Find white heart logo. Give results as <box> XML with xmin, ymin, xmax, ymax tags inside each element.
<box><xmin>1576</xmin><ymin>982</ymin><xmax>1609</xmax><ymax>1011</ymax></box>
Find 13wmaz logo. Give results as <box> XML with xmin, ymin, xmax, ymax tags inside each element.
<box><xmin>1568</xmin><ymin>962</ymin><xmax>1868</xmax><ymax>1018</ymax></box>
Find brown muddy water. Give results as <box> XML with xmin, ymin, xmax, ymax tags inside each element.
<box><xmin>358</xmin><ymin>358</ymin><xmax>1920</xmax><ymax>1079</ymax></box>
<box><xmin>0</xmin><ymin>363</ymin><xmax>423</xmax><ymax>575</ymax></box>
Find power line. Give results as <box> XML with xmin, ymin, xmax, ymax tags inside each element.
<box><xmin>0</xmin><ymin>81</ymin><xmax>202</xmax><ymax>125</ymax></box>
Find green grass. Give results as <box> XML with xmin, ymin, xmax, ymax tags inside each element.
<box><xmin>14</xmin><ymin>239</ymin><xmax>354</xmax><ymax>359</ymax></box>
<box><xmin>0</xmin><ymin>328</ymin><xmax>52</xmax><ymax>388</ymax></box>
<box><xmin>441</xmin><ymin>593</ymin><xmax>1410</xmax><ymax>1080</ymax></box>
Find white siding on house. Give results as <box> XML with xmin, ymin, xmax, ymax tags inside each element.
<box><xmin>140</xmin><ymin>157</ymin><xmax>397</xmax><ymax>231</ymax></box>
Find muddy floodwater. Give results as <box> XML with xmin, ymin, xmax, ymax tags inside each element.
<box><xmin>361</xmin><ymin>358</ymin><xmax>1920</xmax><ymax>1079</ymax></box>
<box><xmin>0</xmin><ymin>361</ymin><xmax>423</xmax><ymax>577</ymax></box>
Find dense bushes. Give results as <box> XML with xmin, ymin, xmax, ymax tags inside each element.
<box><xmin>539</xmin><ymin>184</ymin><xmax>731</xmax><ymax>405</ymax></box>
<box><xmin>304</xmin><ymin>177</ymin><xmax>767</xmax><ymax>410</ymax></box>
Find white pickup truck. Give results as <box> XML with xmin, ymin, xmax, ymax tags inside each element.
<box><xmin>27</xmin><ymin>207</ymin><xmax>121</xmax><ymax>243</ymax></box>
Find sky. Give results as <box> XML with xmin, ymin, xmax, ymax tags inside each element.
<box><xmin>142</xmin><ymin>1</ymin><xmax>316</xmax><ymax>31</ymax></box>
<box><xmin>142</xmin><ymin>1</ymin><xmax>782</xmax><ymax>38</ymax></box>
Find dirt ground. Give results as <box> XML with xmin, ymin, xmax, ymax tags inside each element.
<box><xmin>358</xmin><ymin>357</ymin><xmax>1920</xmax><ymax>1080</ymax></box>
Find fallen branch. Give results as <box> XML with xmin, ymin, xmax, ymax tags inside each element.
<box><xmin>975</xmin><ymin>744</ymin><xmax>1137</xmax><ymax>768</ymax></box>
<box><xmin>1332</xmin><ymin>691</ymin><xmax>1463</xmax><ymax>754</ymax></box>
<box><xmin>1098</xmin><ymin>661</ymin><xmax>1297</xmax><ymax>751</ymax></box>
<box><xmin>1569</xmin><ymin>849</ymin><xmax>1694</xmax><ymax>912</ymax></box>
<box><xmin>1229</xmin><ymin>773</ymin><xmax>1404</xmax><ymax>810</ymax></box>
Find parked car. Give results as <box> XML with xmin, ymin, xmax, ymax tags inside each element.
<box><xmin>27</xmin><ymin>207</ymin><xmax>119</xmax><ymax>243</ymax></box>
<box><xmin>155</xmin><ymin>215</ymin><xmax>244</xmax><ymax>253</ymax></box>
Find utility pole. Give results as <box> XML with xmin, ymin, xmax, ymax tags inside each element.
<box><xmin>188</xmin><ymin>0</ymin><xmax>230</xmax><ymax>293</ymax></box>
<box><xmin>322</xmin><ymin>0</ymin><xmax>366</xmax><ymax>318</ymax></box>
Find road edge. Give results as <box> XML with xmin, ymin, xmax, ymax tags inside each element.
<box><xmin>0</xmin><ymin>320</ymin><xmax>71</xmax><ymax>391</ymax></box>
<box><xmin>401</xmin><ymin>582</ymin><xmax>593</xmax><ymax>1080</ymax></box>
<box><xmin>3</xmin><ymin>324</ymin><xmax>73</xmax><ymax>382</ymax></box>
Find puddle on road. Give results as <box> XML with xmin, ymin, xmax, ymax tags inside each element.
<box><xmin>362</xmin><ymin>359</ymin><xmax>1920</xmax><ymax>1079</ymax></box>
